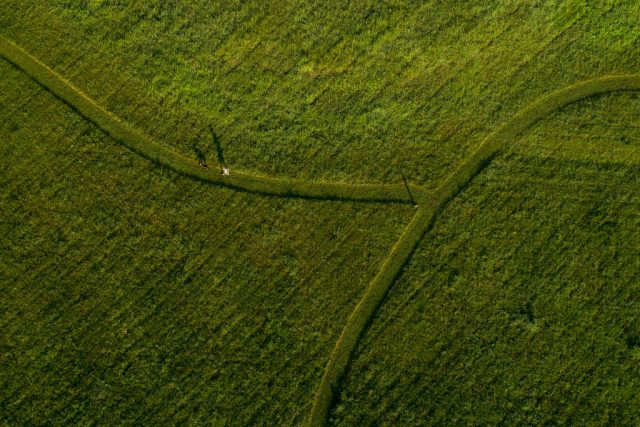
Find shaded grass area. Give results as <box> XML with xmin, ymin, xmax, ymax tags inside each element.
<box><xmin>331</xmin><ymin>95</ymin><xmax>640</xmax><ymax>425</ymax></box>
<box><xmin>0</xmin><ymin>62</ymin><xmax>414</xmax><ymax>425</ymax></box>
<box><xmin>514</xmin><ymin>92</ymin><xmax>640</xmax><ymax>166</ymax></box>
<box><xmin>1</xmin><ymin>2</ymin><xmax>638</xmax><ymax>186</ymax></box>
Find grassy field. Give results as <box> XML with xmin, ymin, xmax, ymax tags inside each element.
<box><xmin>309</xmin><ymin>76</ymin><xmax>640</xmax><ymax>425</ymax></box>
<box><xmin>332</xmin><ymin>93</ymin><xmax>640</xmax><ymax>425</ymax></box>
<box><xmin>2</xmin><ymin>2</ymin><xmax>638</xmax><ymax>187</ymax></box>
<box><xmin>1</xmin><ymin>1</ymin><xmax>639</xmax><ymax>425</ymax></box>
<box><xmin>0</xmin><ymin>60</ymin><xmax>414</xmax><ymax>424</ymax></box>
<box><xmin>0</xmin><ymin>34</ymin><xmax>423</xmax><ymax>203</ymax></box>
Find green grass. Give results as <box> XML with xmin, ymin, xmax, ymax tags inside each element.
<box><xmin>309</xmin><ymin>76</ymin><xmax>640</xmax><ymax>426</ymax></box>
<box><xmin>7</xmin><ymin>26</ymin><xmax>638</xmax><ymax>426</ymax></box>
<box><xmin>331</xmin><ymin>92</ymin><xmax>640</xmax><ymax>425</ymax></box>
<box><xmin>2</xmin><ymin>2</ymin><xmax>638</xmax><ymax>186</ymax></box>
<box><xmin>1</xmin><ymin>1</ymin><xmax>640</xmax><ymax>425</ymax></box>
<box><xmin>0</xmin><ymin>35</ymin><xmax>422</xmax><ymax>203</ymax></box>
<box><xmin>0</xmin><ymin>60</ymin><xmax>414</xmax><ymax>424</ymax></box>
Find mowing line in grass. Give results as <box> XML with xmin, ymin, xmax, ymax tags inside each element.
<box><xmin>0</xmin><ymin>34</ymin><xmax>423</xmax><ymax>204</ymax></box>
<box><xmin>3</xmin><ymin>30</ymin><xmax>639</xmax><ymax>427</ymax></box>
<box><xmin>308</xmin><ymin>74</ymin><xmax>640</xmax><ymax>426</ymax></box>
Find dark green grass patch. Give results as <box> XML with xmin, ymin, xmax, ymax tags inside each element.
<box><xmin>1</xmin><ymin>2</ymin><xmax>640</xmax><ymax>425</ymax></box>
<box><xmin>333</xmin><ymin>155</ymin><xmax>640</xmax><ymax>425</ymax></box>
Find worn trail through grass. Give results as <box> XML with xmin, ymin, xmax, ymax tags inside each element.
<box><xmin>2</xmin><ymin>33</ymin><xmax>639</xmax><ymax>427</ymax></box>
<box><xmin>0</xmin><ymin>35</ymin><xmax>423</xmax><ymax>204</ymax></box>
<box><xmin>307</xmin><ymin>75</ymin><xmax>640</xmax><ymax>426</ymax></box>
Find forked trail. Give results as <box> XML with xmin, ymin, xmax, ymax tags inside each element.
<box><xmin>307</xmin><ymin>74</ymin><xmax>640</xmax><ymax>425</ymax></box>
<box><xmin>2</xmin><ymin>33</ymin><xmax>638</xmax><ymax>427</ymax></box>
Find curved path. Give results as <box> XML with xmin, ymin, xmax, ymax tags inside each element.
<box><xmin>0</xmin><ymin>35</ymin><xmax>423</xmax><ymax>204</ymax></box>
<box><xmin>307</xmin><ymin>75</ymin><xmax>640</xmax><ymax>425</ymax></box>
<box><xmin>2</xmin><ymin>33</ymin><xmax>639</xmax><ymax>427</ymax></box>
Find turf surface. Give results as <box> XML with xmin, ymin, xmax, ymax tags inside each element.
<box><xmin>0</xmin><ymin>59</ymin><xmax>414</xmax><ymax>424</ymax></box>
<box><xmin>1</xmin><ymin>1</ymin><xmax>639</xmax><ymax>425</ymax></box>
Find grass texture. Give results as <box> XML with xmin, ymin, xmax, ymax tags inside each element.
<box><xmin>333</xmin><ymin>148</ymin><xmax>640</xmax><ymax>424</ymax></box>
<box><xmin>5</xmin><ymin>2</ymin><xmax>637</xmax><ymax>187</ymax></box>
<box><xmin>308</xmin><ymin>75</ymin><xmax>640</xmax><ymax>425</ymax></box>
<box><xmin>1</xmin><ymin>2</ymin><xmax>639</xmax><ymax>424</ymax></box>
<box><xmin>2</xmin><ymin>30</ymin><xmax>639</xmax><ymax>427</ymax></box>
<box><xmin>0</xmin><ymin>58</ymin><xmax>414</xmax><ymax>424</ymax></box>
<box><xmin>0</xmin><ymin>35</ymin><xmax>422</xmax><ymax>204</ymax></box>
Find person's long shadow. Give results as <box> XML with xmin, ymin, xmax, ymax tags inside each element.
<box><xmin>192</xmin><ymin>142</ymin><xmax>208</xmax><ymax>168</ymax></box>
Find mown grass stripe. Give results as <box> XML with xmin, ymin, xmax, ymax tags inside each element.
<box><xmin>4</xmin><ymin>31</ymin><xmax>639</xmax><ymax>426</ymax></box>
<box><xmin>308</xmin><ymin>74</ymin><xmax>640</xmax><ymax>426</ymax></box>
<box><xmin>0</xmin><ymin>35</ymin><xmax>422</xmax><ymax>204</ymax></box>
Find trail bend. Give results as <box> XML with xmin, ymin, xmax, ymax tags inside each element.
<box><xmin>2</xmin><ymin>32</ymin><xmax>638</xmax><ymax>427</ymax></box>
<box><xmin>0</xmin><ymin>35</ymin><xmax>423</xmax><ymax>204</ymax></box>
<box><xmin>308</xmin><ymin>74</ymin><xmax>640</xmax><ymax>426</ymax></box>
